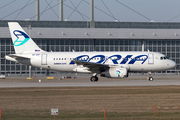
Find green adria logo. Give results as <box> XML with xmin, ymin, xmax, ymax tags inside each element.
<box><xmin>13</xmin><ymin>30</ymin><xmax>30</xmax><ymax>46</ymax></box>
<box><xmin>116</xmin><ymin>70</ymin><xmax>121</xmax><ymax>75</ymax></box>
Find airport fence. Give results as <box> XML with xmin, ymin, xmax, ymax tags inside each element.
<box><xmin>1</xmin><ymin>106</ymin><xmax>180</xmax><ymax>119</ymax></box>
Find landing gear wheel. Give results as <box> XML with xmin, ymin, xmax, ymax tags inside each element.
<box><xmin>149</xmin><ymin>77</ymin><xmax>153</xmax><ymax>81</ymax></box>
<box><xmin>95</xmin><ymin>77</ymin><xmax>98</xmax><ymax>81</ymax></box>
<box><xmin>90</xmin><ymin>76</ymin><xmax>98</xmax><ymax>82</ymax></box>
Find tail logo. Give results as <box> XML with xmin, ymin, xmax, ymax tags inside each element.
<box><xmin>13</xmin><ymin>30</ymin><xmax>30</xmax><ymax>46</ymax></box>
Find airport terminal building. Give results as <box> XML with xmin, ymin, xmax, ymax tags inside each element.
<box><xmin>0</xmin><ymin>20</ymin><xmax>180</xmax><ymax>76</ymax></box>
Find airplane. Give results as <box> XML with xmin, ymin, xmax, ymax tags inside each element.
<box><xmin>5</xmin><ymin>22</ymin><xmax>176</xmax><ymax>82</ymax></box>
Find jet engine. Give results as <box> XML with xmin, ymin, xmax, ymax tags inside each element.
<box><xmin>100</xmin><ymin>67</ymin><xmax>128</xmax><ymax>78</ymax></box>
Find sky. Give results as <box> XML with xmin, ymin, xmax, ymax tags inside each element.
<box><xmin>1</xmin><ymin>0</ymin><xmax>180</xmax><ymax>22</ymax></box>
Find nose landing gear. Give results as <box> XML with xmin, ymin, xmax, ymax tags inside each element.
<box><xmin>148</xmin><ymin>72</ymin><xmax>153</xmax><ymax>81</ymax></box>
<box><xmin>149</xmin><ymin>76</ymin><xmax>153</xmax><ymax>81</ymax></box>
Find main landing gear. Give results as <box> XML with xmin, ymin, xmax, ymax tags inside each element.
<box><xmin>90</xmin><ymin>76</ymin><xmax>98</xmax><ymax>82</ymax></box>
<box><xmin>148</xmin><ymin>72</ymin><xmax>153</xmax><ymax>81</ymax></box>
<box><xmin>90</xmin><ymin>73</ymin><xmax>99</xmax><ymax>82</ymax></box>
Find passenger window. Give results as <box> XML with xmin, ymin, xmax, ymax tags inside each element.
<box><xmin>160</xmin><ymin>57</ymin><xmax>163</xmax><ymax>60</ymax></box>
<box><xmin>54</xmin><ymin>58</ymin><xmax>55</xmax><ymax>60</ymax></box>
<box><xmin>59</xmin><ymin>58</ymin><xmax>61</xmax><ymax>60</ymax></box>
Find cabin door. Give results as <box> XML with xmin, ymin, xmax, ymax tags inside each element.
<box><xmin>148</xmin><ymin>53</ymin><xmax>154</xmax><ymax>64</ymax></box>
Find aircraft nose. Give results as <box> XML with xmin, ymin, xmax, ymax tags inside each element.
<box><xmin>170</xmin><ymin>60</ymin><xmax>176</xmax><ymax>69</ymax></box>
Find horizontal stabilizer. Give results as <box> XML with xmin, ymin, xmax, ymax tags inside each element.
<box><xmin>6</xmin><ymin>54</ymin><xmax>30</xmax><ymax>59</ymax></box>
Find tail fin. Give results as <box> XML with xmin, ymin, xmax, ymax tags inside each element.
<box><xmin>8</xmin><ymin>22</ymin><xmax>44</xmax><ymax>54</ymax></box>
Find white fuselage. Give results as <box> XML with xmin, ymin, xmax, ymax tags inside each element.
<box><xmin>10</xmin><ymin>51</ymin><xmax>175</xmax><ymax>74</ymax></box>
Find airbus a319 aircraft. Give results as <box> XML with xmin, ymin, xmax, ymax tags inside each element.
<box><xmin>5</xmin><ymin>22</ymin><xmax>176</xmax><ymax>82</ymax></box>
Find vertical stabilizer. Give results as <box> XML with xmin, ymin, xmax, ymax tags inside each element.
<box><xmin>8</xmin><ymin>22</ymin><xmax>44</xmax><ymax>53</ymax></box>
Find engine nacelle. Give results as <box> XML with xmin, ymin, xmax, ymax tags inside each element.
<box><xmin>101</xmin><ymin>67</ymin><xmax>128</xmax><ymax>78</ymax></box>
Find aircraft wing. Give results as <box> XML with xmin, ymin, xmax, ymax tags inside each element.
<box><xmin>72</xmin><ymin>60</ymin><xmax>109</xmax><ymax>71</ymax></box>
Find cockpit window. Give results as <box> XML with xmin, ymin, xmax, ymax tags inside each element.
<box><xmin>165</xmin><ymin>56</ymin><xmax>169</xmax><ymax>59</ymax></box>
<box><xmin>160</xmin><ymin>56</ymin><xmax>169</xmax><ymax>60</ymax></box>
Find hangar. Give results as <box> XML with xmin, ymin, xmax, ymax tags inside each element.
<box><xmin>0</xmin><ymin>20</ymin><xmax>180</xmax><ymax>76</ymax></box>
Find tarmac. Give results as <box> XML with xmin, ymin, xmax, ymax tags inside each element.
<box><xmin>0</xmin><ymin>75</ymin><xmax>180</xmax><ymax>88</ymax></box>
